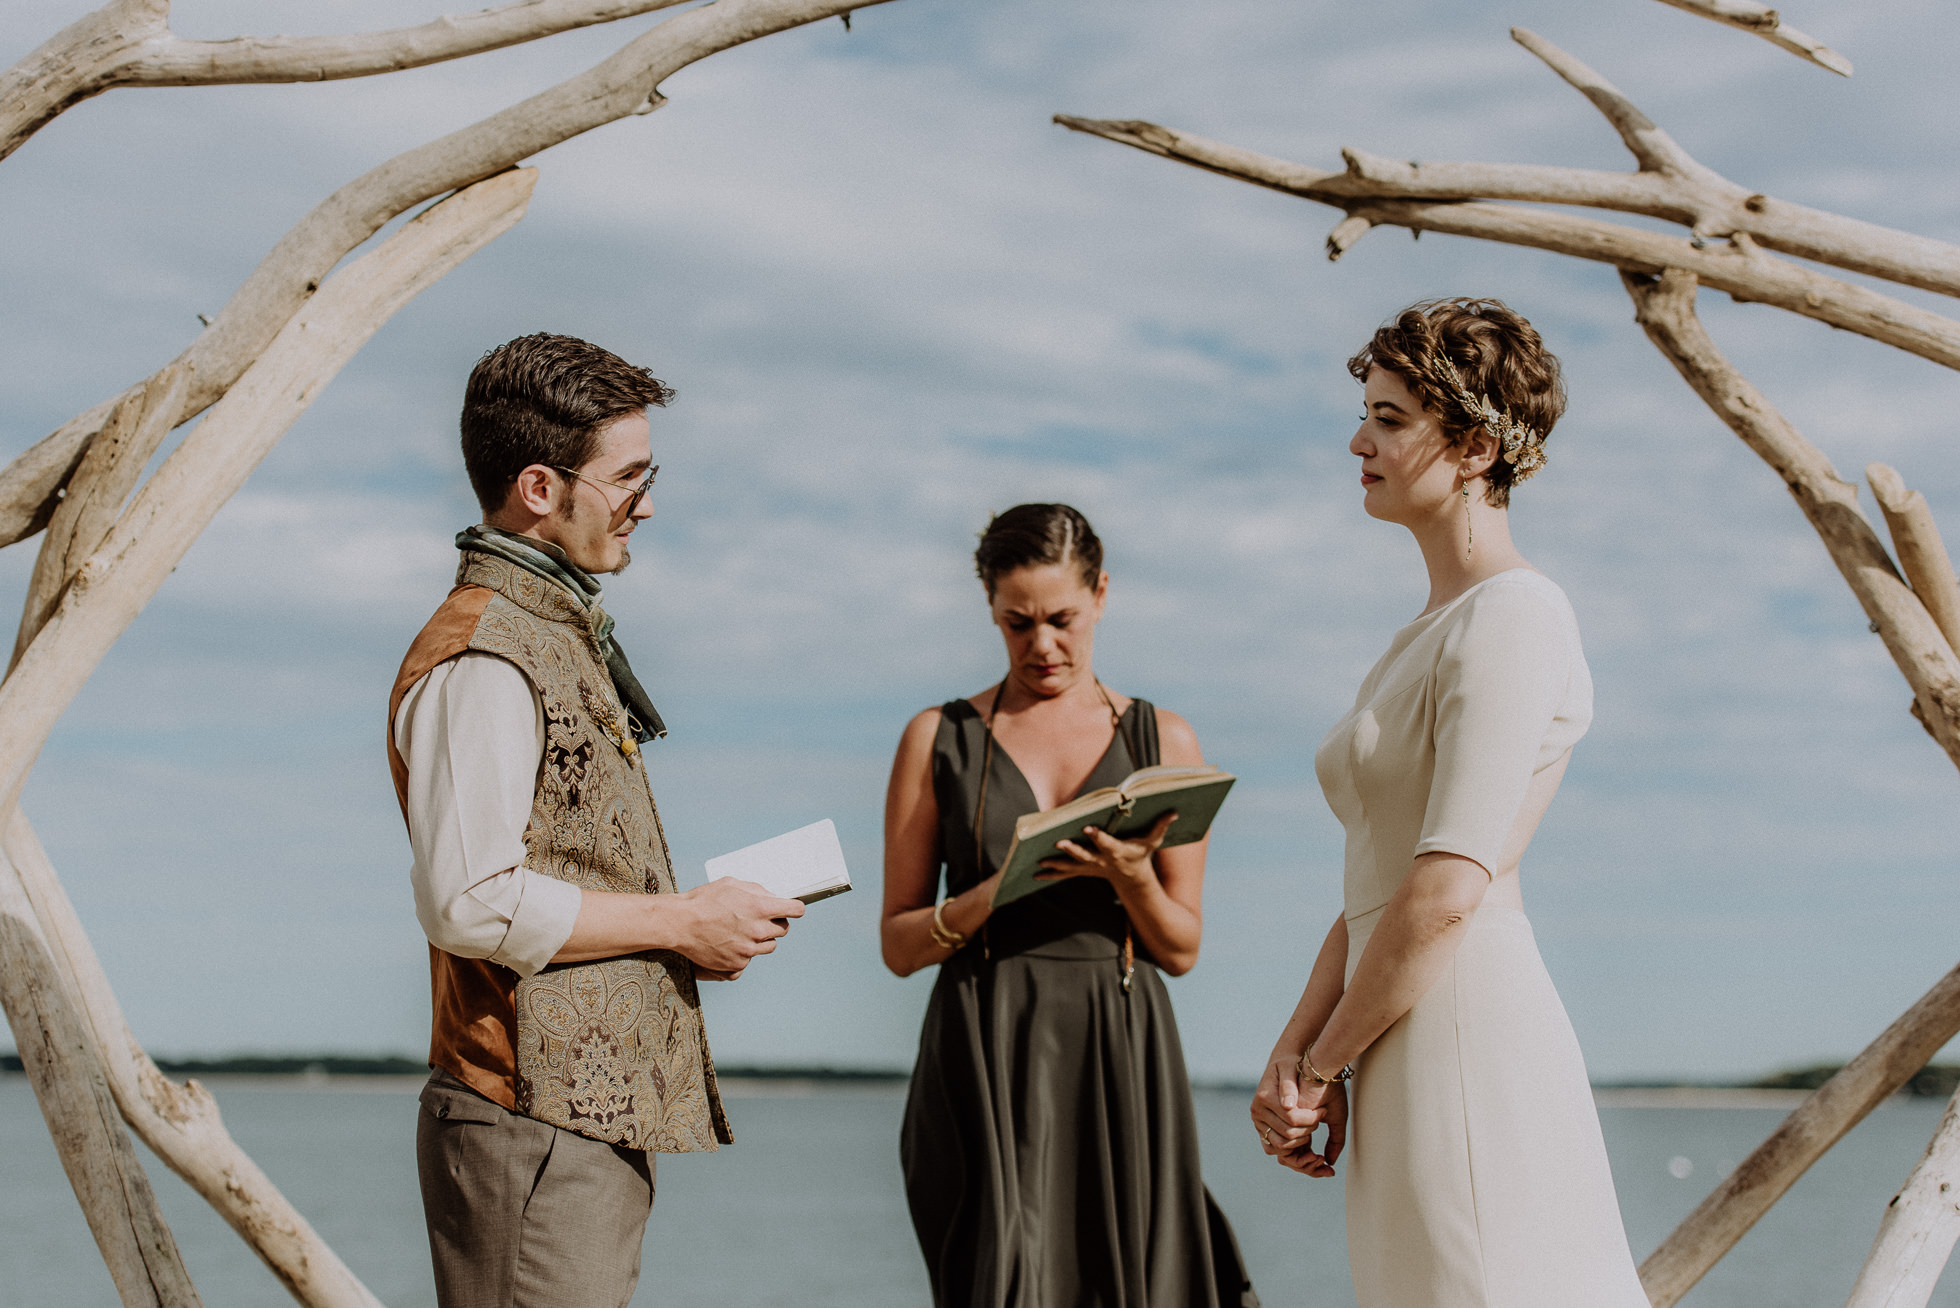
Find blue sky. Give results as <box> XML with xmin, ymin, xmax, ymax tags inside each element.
<box><xmin>3</xmin><ymin>0</ymin><xmax>1959</xmax><ymax>1082</ymax></box>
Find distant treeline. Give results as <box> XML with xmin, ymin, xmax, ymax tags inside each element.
<box><xmin>0</xmin><ymin>1053</ymin><xmax>908</xmax><ymax>1080</ymax></box>
<box><xmin>1</xmin><ymin>1054</ymin><xmax>1955</xmax><ymax>1093</ymax></box>
<box><xmin>1748</xmin><ymin>1063</ymin><xmax>1959</xmax><ymax>1097</ymax></box>
<box><xmin>0</xmin><ymin>1053</ymin><xmax>428</xmax><ymax>1076</ymax></box>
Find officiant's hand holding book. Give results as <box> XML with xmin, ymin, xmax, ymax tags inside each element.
<box><xmin>990</xmin><ymin>764</ymin><xmax>1235</xmax><ymax>909</ymax></box>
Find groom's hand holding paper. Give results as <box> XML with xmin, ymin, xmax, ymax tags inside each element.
<box><xmin>706</xmin><ymin>818</ymin><xmax>853</xmax><ymax>905</ymax></box>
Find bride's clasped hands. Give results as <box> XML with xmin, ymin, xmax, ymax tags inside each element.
<box><xmin>1251</xmin><ymin>1054</ymin><xmax>1346</xmax><ymax>1179</ymax></box>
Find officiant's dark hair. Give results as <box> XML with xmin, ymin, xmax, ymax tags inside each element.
<box><xmin>461</xmin><ymin>333</ymin><xmax>675</xmax><ymax>512</ymax></box>
<box><xmin>975</xmin><ymin>503</ymin><xmax>1103</xmax><ymax>596</ymax></box>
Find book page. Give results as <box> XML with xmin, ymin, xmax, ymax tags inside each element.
<box><xmin>705</xmin><ymin>819</ymin><xmax>853</xmax><ymax>903</ymax></box>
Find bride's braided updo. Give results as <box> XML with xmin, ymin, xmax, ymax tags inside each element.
<box><xmin>1347</xmin><ymin>298</ymin><xmax>1567</xmax><ymax>508</ymax></box>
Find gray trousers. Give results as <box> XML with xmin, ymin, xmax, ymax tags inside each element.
<box><xmin>417</xmin><ymin>1068</ymin><xmax>656</xmax><ymax>1308</ymax></box>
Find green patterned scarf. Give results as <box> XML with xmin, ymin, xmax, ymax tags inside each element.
<box><xmin>456</xmin><ymin>525</ymin><xmax>667</xmax><ymax>742</ymax></box>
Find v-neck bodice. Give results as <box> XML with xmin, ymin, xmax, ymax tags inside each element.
<box><xmin>931</xmin><ymin>696</ymin><xmax>1159</xmax><ymax>958</ymax></box>
<box><xmin>982</xmin><ymin>714</ymin><xmax>1127</xmax><ymax>815</ymax></box>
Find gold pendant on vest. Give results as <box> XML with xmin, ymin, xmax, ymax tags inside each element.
<box><xmin>580</xmin><ymin>683</ymin><xmax>640</xmax><ymax>764</ymax></box>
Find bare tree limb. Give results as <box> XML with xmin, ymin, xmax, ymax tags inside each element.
<box><xmin>0</xmin><ymin>0</ymin><xmax>890</xmax><ymax>553</ymax></box>
<box><xmin>1844</xmin><ymin>1083</ymin><xmax>1960</xmax><ymax>1308</ymax></box>
<box><xmin>0</xmin><ymin>857</ymin><xmax>202</xmax><ymax>1308</ymax></box>
<box><xmin>1053</xmin><ymin>117</ymin><xmax>1960</xmax><ymax>372</ymax></box>
<box><xmin>1054</xmin><ymin>29</ymin><xmax>1954</xmax><ymax>301</ymax></box>
<box><xmin>1868</xmin><ymin>463</ymin><xmax>1960</xmax><ymax>664</ymax></box>
<box><xmin>0</xmin><ymin>0</ymin><xmax>691</xmax><ymax>165</ymax></box>
<box><xmin>0</xmin><ymin>167</ymin><xmax>531</xmax><ymax>1308</ymax></box>
<box><xmin>1624</xmin><ymin>268</ymin><xmax>1960</xmax><ymax>1299</ymax></box>
<box><xmin>1620</xmin><ymin>268</ymin><xmax>1960</xmax><ymax>769</ymax></box>
<box><xmin>1509</xmin><ymin>27</ymin><xmax>1713</xmax><ymax>179</ymax></box>
<box><xmin>1636</xmin><ymin>954</ymin><xmax>1960</xmax><ymax>1306</ymax></box>
<box><xmin>12</xmin><ymin>363</ymin><xmax>191</xmax><ymax>670</ymax></box>
<box><xmin>1324</xmin><ymin>214</ymin><xmax>1373</xmax><ymax>262</ymax></box>
<box><xmin>1</xmin><ymin>813</ymin><xmax>380</xmax><ymax>1308</ymax></box>
<box><xmin>1651</xmin><ymin>0</ymin><xmax>1853</xmax><ymax>76</ymax></box>
<box><xmin>1329</xmin><ymin>142</ymin><xmax>1960</xmax><ymax>299</ymax></box>
<box><xmin>0</xmin><ymin>164</ymin><xmax>534</xmax><ymax>825</ymax></box>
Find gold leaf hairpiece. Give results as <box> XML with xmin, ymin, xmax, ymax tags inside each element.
<box><xmin>1429</xmin><ymin>351</ymin><xmax>1546</xmax><ymax>481</ymax></box>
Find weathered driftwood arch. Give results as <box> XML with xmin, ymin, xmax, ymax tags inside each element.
<box><xmin>1058</xmin><ymin>3</ymin><xmax>1960</xmax><ymax>1305</ymax></box>
<box><xmin>0</xmin><ymin>2</ymin><xmax>890</xmax><ymax>1305</ymax></box>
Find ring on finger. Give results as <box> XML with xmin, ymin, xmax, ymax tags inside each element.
<box><xmin>1261</xmin><ymin>1126</ymin><xmax>1273</xmax><ymax>1146</ymax></box>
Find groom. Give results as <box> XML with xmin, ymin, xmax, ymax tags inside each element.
<box><xmin>387</xmin><ymin>333</ymin><xmax>803</xmax><ymax>1307</ymax></box>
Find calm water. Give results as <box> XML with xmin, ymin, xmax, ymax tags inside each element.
<box><xmin>2</xmin><ymin>1076</ymin><xmax>1955</xmax><ymax>1307</ymax></box>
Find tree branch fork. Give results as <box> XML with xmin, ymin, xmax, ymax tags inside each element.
<box><xmin>1056</xmin><ymin>29</ymin><xmax>1960</xmax><ymax>311</ymax></box>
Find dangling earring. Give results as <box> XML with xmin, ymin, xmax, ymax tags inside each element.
<box><xmin>1461</xmin><ymin>478</ymin><xmax>1473</xmax><ymax>563</ymax></box>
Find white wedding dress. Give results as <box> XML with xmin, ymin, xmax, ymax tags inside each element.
<box><xmin>1314</xmin><ymin>570</ymin><xmax>1648</xmax><ymax>1307</ymax></box>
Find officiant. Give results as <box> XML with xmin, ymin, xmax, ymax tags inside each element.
<box><xmin>879</xmin><ymin>502</ymin><xmax>1260</xmax><ymax>1307</ymax></box>
<box><xmin>387</xmin><ymin>333</ymin><xmax>804</xmax><ymax>1308</ymax></box>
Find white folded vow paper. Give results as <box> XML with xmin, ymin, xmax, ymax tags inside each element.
<box><xmin>705</xmin><ymin>818</ymin><xmax>852</xmax><ymax>904</ymax></box>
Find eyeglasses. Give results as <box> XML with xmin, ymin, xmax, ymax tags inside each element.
<box><xmin>553</xmin><ymin>464</ymin><xmax>658</xmax><ymax>532</ymax></box>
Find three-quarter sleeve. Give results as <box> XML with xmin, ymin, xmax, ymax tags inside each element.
<box><xmin>1412</xmin><ymin>579</ymin><xmax>1573</xmax><ymax>876</ymax></box>
<box><xmin>395</xmin><ymin>651</ymin><xmax>582</xmax><ymax>976</ymax></box>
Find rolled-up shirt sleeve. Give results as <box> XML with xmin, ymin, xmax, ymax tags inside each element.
<box><xmin>395</xmin><ymin>650</ymin><xmax>581</xmax><ymax>976</ymax></box>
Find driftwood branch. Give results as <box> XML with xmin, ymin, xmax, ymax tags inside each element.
<box><xmin>1867</xmin><ymin>464</ymin><xmax>1960</xmax><ymax>663</ymax></box>
<box><xmin>0</xmin><ymin>163</ymin><xmax>532</xmax><ymax>823</ymax></box>
<box><xmin>1844</xmin><ymin>1083</ymin><xmax>1960</xmax><ymax>1307</ymax></box>
<box><xmin>11</xmin><ymin>363</ymin><xmax>191</xmax><ymax>670</ymax></box>
<box><xmin>0</xmin><ymin>0</ymin><xmax>690</xmax><ymax>165</ymax></box>
<box><xmin>1</xmin><ymin>814</ymin><xmax>378</xmax><ymax>1308</ymax></box>
<box><xmin>1054</xmin><ymin>115</ymin><xmax>1960</xmax><ymax>374</ymax></box>
<box><xmin>0</xmin><ymin>0</ymin><xmax>888</xmax><ymax>554</ymax></box>
<box><xmin>1622</xmin><ymin>268</ymin><xmax>1960</xmax><ymax>1301</ymax></box>
<box><xmin>1651</xmin><ymin>0</ymin><xmax>1853</xmax><ymax>76</ymax></box>
<box><xmin>0</xmin><ymin>167</ymin><xmax>532</xmax><ymax>1308</ymax></box>
<box><xmin>0</xmin><ymin>860</ymin><xmax>202</xmax><ymax>1308</ymax></box>
<box><xmin>1509</xmin><ymin>27</ymin><xmax>1712</xmax><ymax>179</ymax></box>
<box><xmin>1636</xmin><ymin>955</ymin><xmax>1960</xmax><ymax>1306</ymax></box>
<box><xmin>1055</xmin><ymin>31</ymin><xmax>1955</xmax><ymax>303</ymax></box>
<box><xmin>1620</xmin><ymin>270</ymin><xmax>1960</xmax><ymax>769</ymax></box>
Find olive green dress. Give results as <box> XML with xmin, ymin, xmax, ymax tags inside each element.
<box><xmin>900</xmin><ymin>697</ymin><xmax>1259</xmax><ymax>1308</ymax></box>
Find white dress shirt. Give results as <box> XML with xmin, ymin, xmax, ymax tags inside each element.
<box><xmin>395</xmin><ymin>651</ymin><xmax>583</xmax><ymax>976</ymax></box>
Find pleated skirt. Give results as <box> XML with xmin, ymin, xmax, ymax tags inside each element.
<box><xmin>901</xmin><ymin>933</ymin><xmax>1258</xmax><ymax>1308</ymax></box>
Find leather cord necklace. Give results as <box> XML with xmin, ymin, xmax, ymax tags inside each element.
<box><xmin>972</xmin><ymin>677</ymin><xmax>1137</xmax><ymax>990</ymax></box>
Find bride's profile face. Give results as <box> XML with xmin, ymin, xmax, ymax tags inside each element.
<box><xmin>988</xmin><ymin>563</ymin><xmax>1108</xmax><ymax>699</ymax></box>
<box><xmin>1349</xmin><ymin>366</ymin><xmax>1461</xmax><ymax>526</ymax></box>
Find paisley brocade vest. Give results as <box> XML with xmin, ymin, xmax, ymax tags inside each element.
<box><xmin>388</xmin><ymin>552</ymin><xmax>730</xmax><ymax>1153</ymax></box>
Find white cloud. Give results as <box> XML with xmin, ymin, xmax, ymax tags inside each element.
<box><xmin>3</xmin><ymin>0</ymin><xmax>1959</xmax><ymax>1079</ymax></box>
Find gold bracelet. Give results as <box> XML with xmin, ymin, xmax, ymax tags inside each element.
<box><xmin>928</xmin><ymin>899</ymin><xmax>967</xmax><ymax>951</ymax></box>
<box><xmin>1297</xmin><ymin>1042</ymin><xmax>1353</xmax><ymax>1085</ymax></box>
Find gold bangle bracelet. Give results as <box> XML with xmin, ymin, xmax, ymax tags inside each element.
<box><xmin>929</xmin><ymin>899</ymin><xmax>967</xmax><ymax>951</ymax></box>
<box><xmin>1297</xmin><ymin>1042</ymin><xmax>1354</xmax><ymax>1085</ymax></box>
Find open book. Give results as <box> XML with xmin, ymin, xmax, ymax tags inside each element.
<box><xmin>705</xmin><ymin>819</ymin><xmax>852</xmax><ymax>904</ymax></box>
<box><xmin>989</xmin><ymin>765</ymin><xmax>1235</xmax><ymax>909</ymax></box>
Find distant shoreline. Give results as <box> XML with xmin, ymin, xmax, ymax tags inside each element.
<box><xmin>3</xmin><ymin>1055</ymin><xmax>1955</xmax><ymax>1100</ymax></box>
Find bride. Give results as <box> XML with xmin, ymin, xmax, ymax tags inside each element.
<box><xmin>1251</xmin><ymin>298</ymin><xmax>1649</xmax><ymax>1306</ymax></box>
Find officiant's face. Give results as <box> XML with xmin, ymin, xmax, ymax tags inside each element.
<box><xmin>989</xmin><ymin>563</ymin><xmax>1109</xmax><ymax>699</ymax></box>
